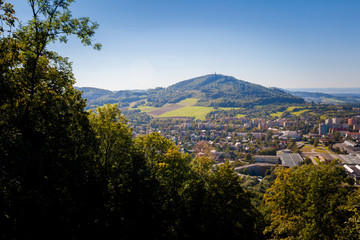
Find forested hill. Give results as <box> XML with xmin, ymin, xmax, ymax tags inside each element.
<box><xmin>78</xmin><ymin>74</ymin><xmax>304</xmax><ymax>109</ymax></box>
<box><xmin>164</xmin><ymin>74</ymin><xmax>304</xmax><ymax>107</ymax></box>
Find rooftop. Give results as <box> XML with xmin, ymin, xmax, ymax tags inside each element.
<box><xmin>279</xmin><ymin>153</ymin><xmax>303</xmax><ymax>167</ymax></box>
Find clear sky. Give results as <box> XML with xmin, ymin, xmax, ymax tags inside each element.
<box><xmin>12</xmin><ymin>0</ymin><xmax>360</xmax><ymax>90</ymax></box>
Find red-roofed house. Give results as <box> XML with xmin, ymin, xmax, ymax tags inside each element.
<box><xmin>346</xmin><ymin>132</ymin><xmax>360</xmax><ymax>140</ymax></box>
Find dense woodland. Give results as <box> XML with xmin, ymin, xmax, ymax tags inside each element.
<box><xmin>1</xmin><ymin>1</ymin><xmax>360</xmax><ymax>239</ymax></box>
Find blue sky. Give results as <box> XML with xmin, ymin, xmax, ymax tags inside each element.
<box><xmin>12</xmin><ymin>0</ymin><xmax>360</xmax><ymax>90</ymax></box>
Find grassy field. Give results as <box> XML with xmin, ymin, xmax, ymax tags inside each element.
<box><xmin>270</xmin><ymin>106</ymin><xmax>309</xmax><ymax>117</ymax></box>
<box><xmin>134</xmin><ymin>99</ymin><xmax>309</xmax><ymax>121</ymax></box>
<box><xmin>292</xmin><ymin>109</ymin><xmax>310</xmax><ymax>116</ymax></box>
<box><xmin>133</xmin><ymin>98</ymin><xmax>199</xmax><ymax>116</ymax></box>
<box><xmin>287</xmin><ymin>106</ymin><xmax>300</xmax><ymax>111</ymax></box>
<box><xmin>270</xmin><ymin>111</ymin><xmax>284</xmax><ymax>117</ymax></box>
<box><xmin>177</xmin><ymin>98</ymin><xmax>199</xmax><ymax>106</ymax></box>
<box><xmin>133</xmin><ymin>98</ymin><xmax>213</xmax><ymax>120</ymax></box>
<box><xmin>158</xmin><ymin>106</ymin><xmax>214</xmax><ymax>121</ymax></box>
<box><xmin>300</xmin><ymin>145</ymin><xmax>313</xmax><ymax>152</ymax></box>
<box><xmin>300</xmin><ymin>145</ymin><xmax>328</xmax><ymax>153</ymax></box>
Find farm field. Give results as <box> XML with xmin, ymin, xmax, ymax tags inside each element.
<box><xmin>151</xmin><ymin>99</ymin><xmax>247</xmax><ymax>120</ymax></box>
<box><xmin>133</xmin><ymin>98</ymin><xmax>200</xmax><ymax>116</ymax></box>
<box><xmin>158</xmin><ymin>106</ymin><xmax>214</xmax><ymax>121</ymax></box>
<box><xmin>148</xmin><ymin>104</ymin><xmax>185</xmax><ymax>116</ymax></box>
<box><xmin>177</xmin><ymin>98</ymin><xmax>199</xmax><ymax>106</ymax></box>
<box><xmin>134</xmin><ymin>99</ymin><xmax>310</xmax><ymax>121</ymax></box>
<box><xmin>132</xmin><ymin>98</ymin><xmax>214</xmax><ymax>120</ymax></box>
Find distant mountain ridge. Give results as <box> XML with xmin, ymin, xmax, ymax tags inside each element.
<box><xmin>288</xmin><ymin>91</ymin><xmax>360</xmax><ymax>105</ymax></box>
<box><xmin>77</xmin><ymin>74</ymin><xmax>305</xmax><ymax>109</ymax></box>
<box><xmin>287</xmin><ymin>88</ymin><xmax>360</xmax><ymax>94</ymax></box>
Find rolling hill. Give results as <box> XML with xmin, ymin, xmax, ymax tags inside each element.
<box><xmin>162</xmin><ymin>74</ymin><xmax>305</xmax><ymax>107</ymax></box>
<box><xmin>77</xmin><ymin>74</ymin><xmax>304</xmax><ymax>109</ymax></box>
<box><xmin>77</xmin><ymin>74</ymin><xmax>305</xmax><ymax>110</ymax></box>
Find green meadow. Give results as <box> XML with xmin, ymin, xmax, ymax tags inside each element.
<box><xmin>177</xmin><ymin>98</ymin><xmax>199</xmax><ymax>106</ymax></box>
<box><xmin>158</xmin><ymin>106</ymin><xmax>214</xmax><ymax>121</ymax></box>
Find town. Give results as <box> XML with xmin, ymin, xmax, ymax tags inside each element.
<box><xmin>127</xmin><ymin>104</ymin><xmax>360</xmax><ymax>183</ymax></box>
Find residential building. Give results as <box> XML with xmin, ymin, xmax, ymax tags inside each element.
<box><xmin>319</xmin><ymin>123</ymin><xmax>329</xmax><ymax>135</ymax></box>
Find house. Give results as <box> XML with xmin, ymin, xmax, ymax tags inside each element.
<box><xmin>346</xmin><ymin>132</ymin><xmax>360</xmax><ymax>140</ymax></box>
<box><xmin>279</xmin><ymin>131</ymin><xmax>302</xmax><ymax>141</ymax></box>
<box><xmin>343</xmin><ymin>165</ymin><xmax>360</xmax><ymax>184</ymax></box>
<box><xmin>329</xmin><ymin>128</ymin><xmax>348</xmax><ymax>136</ymax></box>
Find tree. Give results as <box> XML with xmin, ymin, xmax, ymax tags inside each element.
<box><xmin>199</xmin><ymin>162</ymin><xmax>264</xmax><ymax>239</ymax></box>
<box><xmin>0</xmin><ymin>0</ymin><xmax>101</xmax><ymax>238</ymax></box>
<box><xmin>302</xmin><ymin>157</ymin><xmax>312</xmax><ymax>165</ymax></box>
<box><xmin>88</xmin><ymin>104</ymin><xmax>158</xmax><ymax>239</ymax></box>
<box><xmin>244</xmin><ymin>152</ymin><xmax>253</xmax><ymax>161</ymax></box>
<box><xmin>134</xmin><ymin>132</ymin><xmax>192</xmax><ymax>238</ymax></box>
<box><xmin>313</xmin><ymin>138</ymin><xmax>319</xmax><ymax>148</ymax></box>
<box><xmin>193</xmin><ymin>140</ymin><xmax>214</xmax><ymax>158</ymax></box>
<box><xmin>89</xmin><ymin>104</ymin><xmax>132</xmax><ymax>166</ymax></box>
<box><xmin>264</xmin><ymin>162</ymin><xmax>358</xmax><ymax>240</ymax></box>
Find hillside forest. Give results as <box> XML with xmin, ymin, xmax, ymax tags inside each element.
<box><xmin>1</xmin><ymin>1</ymin><xmax>360</xmax><ymax>239</ymax></box>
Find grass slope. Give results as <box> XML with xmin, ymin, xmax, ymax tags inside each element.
<box><xmin>158</xmin><ymin>106</ymin><xmax>213</xmax><ymax>121</ymax></box>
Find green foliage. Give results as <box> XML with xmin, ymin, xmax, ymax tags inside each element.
<box><xmin>313</xmin><ymin>138</ymin><xmax>319</xmax><ymax>148</ymax></box>
<box><xmin>302</xmin><ymin>157</ymin><xmax>312</xmax><ymax>165</ymax></box>
<box><xmin>264</xmin><ymin>163</ymin><xmax>359</xmax><ymax>240</ymax></box>
<box><xmin>88</xmin><ymin>104</ymin><xmax>157</xmax><ymax>239</ymax></box>
<box><xmin>89</xmin><ymin>104</ymin><xmax>132</xmax><ymax>165</ymax></box>
<box><xmin>0</xmin><ymin>0</ymin><xmax>16</xmax><ymax>35</ymax></box>
<box><xmin>244</xmin><ymin>152</ymin><xmax>254</xmax><ymax>161</ymax></box>
<box><xmin>178</xmin><ymin>162</ymin><xmax>265</xmax><ymax>239</ymax></box>
<box><xmin>135</xmin><ymin>132</ymin><xmax>175</xmax><ymax>169</ymax></box>
<box><xmin>257</xmin><ymin>147</ymin><xmax>277</xmax><ymax>155</ymax></box>
<box><xmin>0</xmin><ymin>0</ymin><xmax>103</xmax><ymax>238</ymax></box>
<box><xmin>133</xmin><ymin>133</ymin><xmax>265</xmax><ymax>239</ymax></box>
<box><xmin>23</xmin><ymin>0</ymin><xmax>101</xmax><ymax>50</ymax></box>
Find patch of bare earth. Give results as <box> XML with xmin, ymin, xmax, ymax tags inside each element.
<box><xmin>149</xmin><ymin>104</ymin><xmax>183</xmax><ymax>116</ymax></box>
